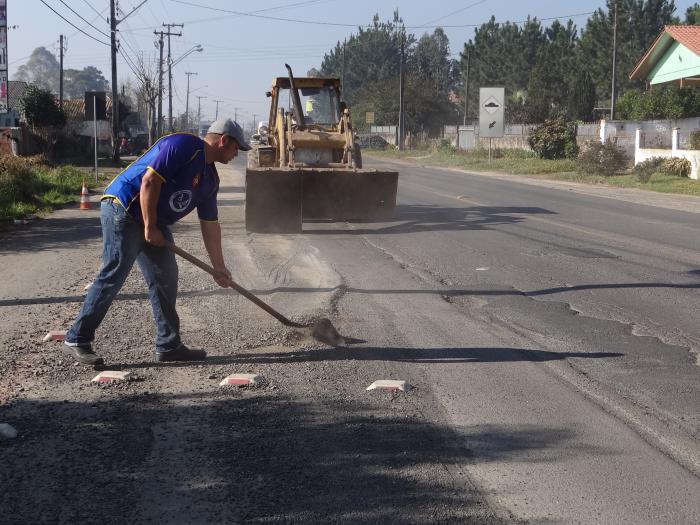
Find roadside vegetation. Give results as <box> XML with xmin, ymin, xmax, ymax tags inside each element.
<box><xmin>366</xmin><ymin>135</ymin><xmax>700</xmax><ymax>197</ymax></box>
<box><xmin>368</xmin><ymin>146</ymin><xmax>576</xmax><ymax>175</ymax></box>
<box><xmin>0</xmin><ymin>155</ymin><xmax>122</xmax><ymax>223</ymax></box>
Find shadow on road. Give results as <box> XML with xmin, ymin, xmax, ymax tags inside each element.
<box><xmin>3</xmin><ymin>280</ymin><xmax>698</xmax><ymax>307</ymax></box>
<box><xmin>105</xmin><ymin>346</ymin><xmax>623</xmax><ymax>371</ymax></box>
<box><xmin>0</xmin><ymin>215</ymin><xmax>102</xmax><ymax>254</ymax></box>
<box><xmin>0</xmin><ymin>391</ymin><xmax>604</xmax><ymax>523</ymax></box>
<box><xmin>304</xmin><ymin>204</ymin><xmax>556</xmax><ymax>235</ymax></box>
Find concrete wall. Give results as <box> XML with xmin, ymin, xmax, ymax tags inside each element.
<box><xmin>634</xmin><ymin>128</ymin><xmax>700</xmax><ymax>180</ymax></box>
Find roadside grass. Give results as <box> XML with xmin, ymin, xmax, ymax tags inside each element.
<box><xmin>368</xmin><ymin>147</ymin><xmax>576</xmax><ymax>174</ymax></box>
<box><xmin>0</xmin><ymin>156</ymin><xmax>125</xmax><ymax>223</ymax></box>
<box><xmin>367</xmin><ymin>148</ymin><xmax>700</xmax><ymax>196</ymax></box>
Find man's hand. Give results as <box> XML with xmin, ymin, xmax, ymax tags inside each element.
<box><xmin>212</xmin><ymin>266</ymin><xmax>232</xmax><ymax>288</ymax></box>
<box><xmin>145</xmin><ymin>225</ymin><xmax>166</xmax><ymax>247</ymax></box>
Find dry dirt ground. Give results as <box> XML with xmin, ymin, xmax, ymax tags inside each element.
<box><xmin>0</xmin><ymin>161</ymin><xmax>507</xmax><ymax>524</ymax></box>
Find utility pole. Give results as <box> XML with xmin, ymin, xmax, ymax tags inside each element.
<box><xmin>110</xmin><ymin>0</ymin><xmax>119</xmax><ymax>161</ymax></box>
<box><xmin>341</xmin><ymin>38</ymin><xmax>346</xmax><ymax>88</ymax></box>
<box><xmin>233</xmin><ymin>107</ymin><xmax>241</xmax><ymax>122</ymax></box>
<box><xmin>463</xmin><ymin>48</ymin><xmax>471</xmax><ymax>126</ymax></box>
<box><xmin>196</xmin><ymin>95</ymin><xmax>206</xmax><ymax>134</ymax></box>
<box><xmin>154</xmin><ymin>31</ymin><xmax>164</xmax><ymax>136</ymax></box>
<box><xmin>59</xmin><ymin>35</ymin><xmax>64</xmax><ymax>110</ymax></box>
<box><xmin>610</xmin><ymin>0</ymin><xmax>618</xmax><ymax>120</ymax></box>
<box><xmin>184</xmin><ymin>71</ymin><xmax>197</xmax><ymax>132</ymax></box>
<box><xmin>163</xmin><ymin>22</ymin><xmax>183</xmax><ymax>132</ymax></box>
<box><xmin>398</xmin><ymin>31</ymin><xmax>405</xmax><ymax>151</ymax></box>
<box><xmin>214</xmin><ymin>99</ymin><xmax>223</xmax><ymax>120</ymax></box>
<box><xmin>108</xmin><ymin>0</ymin><xmax>149</xmax><ymax>161</ymax></box>
<box><xmin>252</xmin><ymin>113</ymin><xmax>257</xmax><ymax>135</ymax></box>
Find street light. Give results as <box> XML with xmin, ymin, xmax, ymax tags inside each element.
<box><xmin>168</xmin><ymin>45</ymin><xmax>203</xmax><ymax>131</ymax></box>
<box><xmin>172</xmin><ymin>44</ymin><xmax>203</xmax><ymax>68</ymax></box>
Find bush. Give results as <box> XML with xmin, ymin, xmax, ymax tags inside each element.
<box><xmin>437</xmin><ymin>138</ymin><xmax>455</xmax><ymax>152</ymax></box>
<box><xmin>576</xmin><ymin>140</ymin><xmax>630</xmax><ymax>177</ymax></box>
<box><xmin>0</xmin><ymin>156</ymin><xmax>46</xmax><ymax>206</ymax></box>
<box><xmin>0</xmin><ymin>155</ymin><xmax>87</xmax><ymax>220</ymax></box>
<box><xmin>528</xmin><ymin>117</ymin><xmax>578</xmax><ymax>160</ymax></box>
<box><xmin>633</xmin><ymin>157</ymin><xmax>665</xmax><ymax>182</ymax></box>
<box><xmin>633</xmin><ymin>156</ymin><xmax>691</xmax><ymax>182</ymax></box>
<box><xmin>616</xmin><ymin>88</ymin><xmax>700</xmax><ymax>120</ymax></box>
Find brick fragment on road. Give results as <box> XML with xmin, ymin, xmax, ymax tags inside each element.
<box><xmin>219</xmin><ymin>373</ymin><xmax>262</xmax><ymax>387</ymax></box>
<box><xmin>0</xmin><ymin>423</ymin><xmax>18</xmax><ymax>440</ymax></box>
<box><xmin>91</xmin><ymin>371</ymin><xmax>133</xmax><ymax>383</ymax></box>
<box><xmin>366</xmin><ymin>380</ymin><xmax>411</xmax><ymax>392</ymax></box>
<box><xmin>42</xmin><ymin>330</ymin><xmax>67</xmax><ymax>342</ymax></box>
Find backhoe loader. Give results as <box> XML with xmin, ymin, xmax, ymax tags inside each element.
<box><xmin>245</xmin><ymin>65</ymin><xmax>398</xmax><ymax>233</ymax></box>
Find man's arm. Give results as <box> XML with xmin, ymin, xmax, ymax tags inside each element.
<box><xmin>200</xmin><ymin>219</ymin><xmax>232</xmax><ymax>287</ymax></box>
<box><xmin>140</xmin><ymin>168</ymin><xmax>166</xmax><ymax>246</ymax></box>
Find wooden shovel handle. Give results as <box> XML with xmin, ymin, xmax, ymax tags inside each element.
<box><xmin>166</xmin><ymin>242</ymin><xmax>304</xmax><ymax>328</ymax></box>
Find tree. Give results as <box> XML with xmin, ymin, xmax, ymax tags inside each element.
<box><xmin>20</xmin><ymin>85</ymin><xmax>66</xmax><ymax>129</ymax></box>
<box><xmin>685</xmin><ymin>2</ymin><xmax>700</xmax><ymax>23</ymax></box>
<box><xmin>129</xmin><ymin>55</ymin><xmax>160</xmax><ymax>145</ymax></box>
<box><xmin>321</xmin><ymin>11</ymin><xmax>410</xmax><ymax>107</ymax></box>
<box><xmin>459</xmin><ymin>17</ymin><xmax>547</xmax><ymax>120</ymax></box>
<box><xmin>14</xmin><ymin>47</ymin><xmax>59</xmax><ymax>92</ymax></box>
<box><xmin>567</xmin><ymin>70</ymin><xmax>596</xmax><ymax>121</ymax></box>
<box><xmin>20</xmin><ymin>85</ymin><xmax>66</xmax><ymax>159</ymax></box>
<box><xmin>63</xmin><ymin>66</ymin><xmax>109</xmax><ymax>99</ymax></box>
<box><xmin>578</xmin><ymin>0</ymin><xmax>677</xmax><ymax>104</ymax></box>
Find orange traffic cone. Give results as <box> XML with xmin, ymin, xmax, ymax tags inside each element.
<box><xmin>79</xmin><ymin>183</ymin><xmax>92</xmax><ymax>210</ymax></box>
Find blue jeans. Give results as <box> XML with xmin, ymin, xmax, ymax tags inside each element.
<box><xmin>66</xmin><ymin>199</ymin><xmax>181</xmax><ymax>353</ymax></box>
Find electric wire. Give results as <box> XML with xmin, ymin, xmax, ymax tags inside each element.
<box><xmin>59</xmin><ymin>0</ymin><xmax>111</xmax><ymax>39</ymax></box>
<box><xmin>421</xmin><ymin>0</ymin><xmax>488</xmax><ymax>26</ymax></box>
<box><xmin>80</xmin><ymin>0</ymin><xmax>107</xmax><ymax>19</ymax></box>
<box><xmin>167</xmin><ymin>0</ymin><xmax>594</xmax><ymax>30</ymax></box>
<box><xmin>39</xmin><ymin>0</ymin><xmax>110</xmax><ymax>46</ymax></box>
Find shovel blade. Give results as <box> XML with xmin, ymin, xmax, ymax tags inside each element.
<box><xmin>311</xmin><ymin>318</ymin><xmax>345</xmax><ymax>347</ymax></box>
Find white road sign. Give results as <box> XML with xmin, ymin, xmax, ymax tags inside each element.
<box><xmin>479</xmin><ymin>87</ymin><xmax>504</xmax><ymax>138</ymax></box>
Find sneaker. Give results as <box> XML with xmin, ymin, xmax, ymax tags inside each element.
<box><xmin>63</xmin><ymin>341</ymin><xmax>104</xmax><ymax>366</ymax></box>
<box><xmin>155</xmin><ymin>344</ymin><xmax>207</xmax><ymax>362</ymax></box>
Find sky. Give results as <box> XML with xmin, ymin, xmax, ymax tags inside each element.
<box><xmin>7</xmin><ymin>0</ymin><xmax>699</xmax><ymax>127</ymax></box>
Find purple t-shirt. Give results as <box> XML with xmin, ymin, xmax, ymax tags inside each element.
<box><xmin>103</xmin><ymin>133</ymin><xmax>219</xmax><ymax>225</ymax></box>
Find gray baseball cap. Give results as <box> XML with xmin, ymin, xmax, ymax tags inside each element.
<box><xmin>206</xmin><ymin>118</ymin><xmax>251</xmax><ymax>151</ymax></box>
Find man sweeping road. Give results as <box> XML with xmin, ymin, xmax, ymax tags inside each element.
<box><xmin>63</xmin><ymin>119</ymin><xmax>251</xmax><ymax>366</ymax></box>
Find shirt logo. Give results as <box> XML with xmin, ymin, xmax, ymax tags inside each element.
<box><xmin>192</xmin><ymin>173</ymin><xmax>201</xmax><ymax>188</ymax></box>
<box><xmin>169</xmin><ymin>190</ymin><xmax>192</xmax><ymax>212</ymax></box>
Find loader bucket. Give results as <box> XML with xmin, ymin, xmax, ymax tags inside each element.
<box><xmin>245</xmin><ymin>168</ymin><xmax>302</xmax><ymax>233</ymax></box>
<box><xmin>245</xmin><ymin>167</ymin><xmax>398</xmax><ymax>232</ymax></box>
<box><xmin>301</xmin><ymin>169</ymin><xmax>398</xmax><ymax>221</ymax></box>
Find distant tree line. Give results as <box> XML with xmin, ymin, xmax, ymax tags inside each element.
<box><xmin>320</xmin><ymin>0</ymin><xmax>698</xmax><ymax>133</ymax></box>
<box><xmin>14</xmin><ymin>47</ymin><xmax>109</xmax><ymax>98</ymax></box>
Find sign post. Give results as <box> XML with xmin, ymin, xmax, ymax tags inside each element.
<box><xmin>0</xmin><ymin>0</ymin><xmax>8</xmax><ymax>114</ymax></box>
<box><xmin>479</xmin><ymin>87</ymin><xmax>505</xmax><ymax>162</ymax></box>
<box><xmin>93</xmin><ymin>95</ymin><xmax>98</xmax><ymax>183</ymax></box>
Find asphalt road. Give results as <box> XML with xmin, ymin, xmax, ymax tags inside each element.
<box><xmin>0</xmin><ymin>155</ymin><xmax>699</xmax><ymax>524</ymax></box>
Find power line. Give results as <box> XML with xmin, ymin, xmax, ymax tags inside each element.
<box><xmin>418</xmin><ymin>12</ymin><xmax>596</xmax><ymax>29</ymax></box>
<box><xmin>81</xmin><ymin>0</ymin><xmax>106</xmax><ymax>19</ymax></box>
<box><xmin>170</xmin><ymin>0</ymin><xmax>358</xmax><ymax>27</ymax></box>
<box><xmin>169</xmin><ymin>0</ymin><xmax>594</xmax><ymax>29</ymax></box>
<box><xmin>119</xmin><ymin>47</ymin><xmax>141</xmax><ymax>77</ymax></box>
<box><xmin>59</xmin><ymin>0</ymin><xmax>111</xmax><ymax>39</ymax></box>
<box><xmin>39</xmin><ymin>0</ymin><xmax>110</xmax><ymax>46</ymax></box>
<box><xmin>421</xmin><ymin>0</ymin><xmax>488</xmax><ymax>27</ymax></box>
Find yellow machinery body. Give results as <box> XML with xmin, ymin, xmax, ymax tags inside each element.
<box><xmin>245</xmin><ymin>71</ymin><xmax>398</xmax><ymax>233</ymax></box>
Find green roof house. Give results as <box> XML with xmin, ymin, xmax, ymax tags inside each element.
<box><xmin>629</xmin><ymin>25</ymin><xmax>700</xmax><ymax>87</ymax></box>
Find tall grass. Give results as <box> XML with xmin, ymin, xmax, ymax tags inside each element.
<box><xmin>0</xmin><ymin>156</ymin><xmax>89</xmax><ymax>221</ymax></box>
